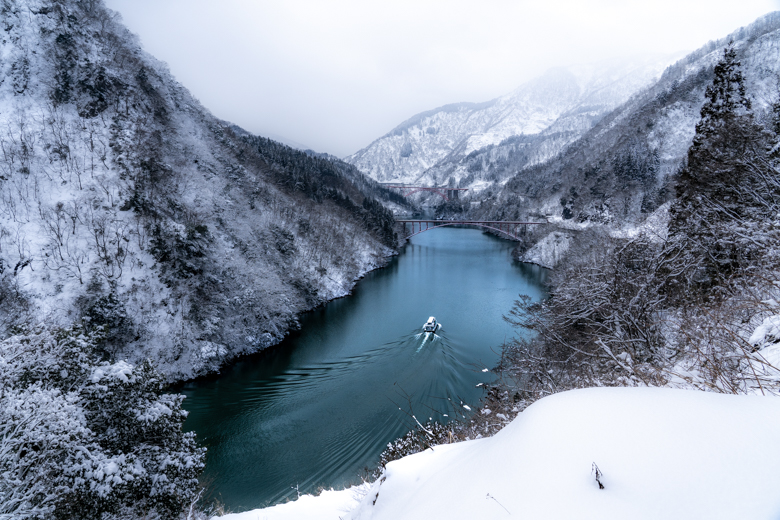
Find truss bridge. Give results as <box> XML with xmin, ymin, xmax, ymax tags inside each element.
<box><xmin>397</xmin><ymin>219</ymin><xmax>546</xmax><ymax>241</ymax></box>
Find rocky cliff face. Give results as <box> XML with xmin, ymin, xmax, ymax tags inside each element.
<box><xmin>0</xmin><ymin>0</ymin><xmax>401</xmax><ymax>381</ymax></box>
<box><xmin>345</xmin><ymin>56</ymin><xmax>676</xmax><ymax>189</ymax></box>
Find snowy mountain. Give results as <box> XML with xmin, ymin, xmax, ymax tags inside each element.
<box><xmin>0</xmin><ymin>0</ymin><xmax>400</xmax><ymax>381</ymax></box>
<box><xmin>475</xmin><ymin>12</ymin><xmax>780</xmax><ymax>225</ymax></box>
<box><xmin>345</xmin><ymin>56</ymin><xmax>677</xmax><ymax>189</ymax></box>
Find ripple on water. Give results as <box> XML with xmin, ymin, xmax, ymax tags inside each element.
<box><xmin>181</xmin><ymin>228</ymin><xmax>548</xmax><ymax>511</ymax></box>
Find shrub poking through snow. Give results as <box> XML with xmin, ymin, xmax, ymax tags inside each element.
<box><xmin>592</xmin><ymin>463</ymin><xmax>605</xmax><ymax>490</ymax></box>
<box><xmin>378</xmin><ymin>421</ymin><xmax>453</xmax><ymax>471</ymax></box>
<box><xmin>375</xmin><ymin>386</ymin><xmax>527</xmax><ymax>477</ymax></box>
<box><xmin>0</xmin><ymin>326</ymin><xmax>205</xmax><ymax>519</ymax></box>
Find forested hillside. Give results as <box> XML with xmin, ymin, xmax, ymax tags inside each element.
<box><xmin>0</xmin><ymin>0</ymin><xmax>404</xmax><ymax>381</ymax></box>
<box><xmin>474</xmin><ymin>12</ymin><xmax>780</xmax><ymax>226</ymax></box>
<box><xmin>502</xmin><ymin>42</ymin><xmax>780</xmax><ymax>399</ymax></box>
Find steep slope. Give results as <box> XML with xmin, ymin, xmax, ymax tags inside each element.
<box><xmin>475</xmin><ymin>12</ymin><xmax>780</xmax><ymax>225</ymax></box>
<box><xmin>0</xmin><ymin>0</ymin><xmax>401</xmax><ymax>381</ymax></box>
<box><xmin>346</xmin><ymin>56</ymin><xmax>676</xmax><ymax>188</ymax></box>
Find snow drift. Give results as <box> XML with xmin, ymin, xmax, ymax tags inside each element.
<box><xmin>220</xmin><ymin>387</ymin><xmax>780</xmax><ymax>520</ymax></box>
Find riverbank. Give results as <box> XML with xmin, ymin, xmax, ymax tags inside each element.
<box><xmin>171</xmin><ymin>246</ymin><xmax>397</xmax><ymax>388</ymax></box>
<box><xmin>182</xmin><ymin>228</ymin><xmax>547</xmax><ymax>510</ymax></box>
<box><xmin>218</xmin><ymin>387</ymin><xmax>780</xmax><ymax>520</ymax></box>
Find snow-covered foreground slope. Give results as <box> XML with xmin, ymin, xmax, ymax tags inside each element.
<box><xmin>346</xmin><ymin>56</ymin><xmax>676</xmax><ymax>188</ymax></box>
<box><xmin>219</xmin><ymin>387</ymin><xmax>780</xmax><ymax>520</ymax></box>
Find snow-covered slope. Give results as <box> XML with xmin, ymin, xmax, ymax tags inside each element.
<box><xmin>479</xmin><ymin>12</ymin><xmax>780</xmax><ymax>225</ymax></box>
<box><xmin>346</xmin><ymin>56</ymin><xmax>677</xmax><ymax>188</ymax></box>
<box><xmin>520</xmin><ymin>231</ymin><xmax>572</xmax><ymax>269</ymax></box>
<box><xmin>219</xmin><ymin>387</ymin><xmax>780</xmax><ymax>520</ymax></box>
<box><xmin>0</xmin><ymin>0</ymin><xmax>396</xmax><ymax>381</ymax></box>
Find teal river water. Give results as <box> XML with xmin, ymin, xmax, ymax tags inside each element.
<box><xmin>180</xmin><ymin>227</ymin><xmax>548</xmax><ymax>512</ymax></box>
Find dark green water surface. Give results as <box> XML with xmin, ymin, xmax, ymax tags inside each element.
<box><xmin>180</xmin><ymin>228</ymin><xmax>547</xmax><ymax>511</ymax></box>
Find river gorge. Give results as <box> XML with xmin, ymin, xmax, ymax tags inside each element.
<box><xmin>180</xmin><ymin>227</ymin><xmax>548</xmax><ymax>511</ymax></box>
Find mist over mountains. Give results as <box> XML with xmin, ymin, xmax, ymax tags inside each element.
<box><xmin>345</xmin><ymin>55</ymin><xmax>678</xmax><ymax>189</ymax></box>
<box><xmin>475</xmin><ymin>11</ymin><xmax>780</xmax><ymax>226</ymax></box>
<box><xmin>347</xmin><ymin>12</ymin><xmax>780</xmax><ymax>232</ymax></box>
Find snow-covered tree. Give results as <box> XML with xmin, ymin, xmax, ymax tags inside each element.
<box><xmin>503</xmin><ymin>43</ymin><xmax>780</xmax><ymax>396</ymax></box>
<box><xmin>0</xmin><ymin>327</ymin><xmax>205</xmax><ymax>520</ymax></box>
<box><xmin>673</xmin><ymin>44</ymin><xmax>753</xmax><ymax>206</ymax></box>
<box><xmin>80</xmin><ymin>359</ymin><xmax>205</xmax><ymax>519</ymax></box>
<box><xmin>0</xmin><ymin>385</ymin><xmax>92</xmax><ymax>519</ymax></box>
<box><xmin>696</xmin><ymin>44</ymin><xmax>752</xmax><ymax>132</ymax></box>
<box><xmin>666</xmin><ymin>44</ymin><xmax>779</xmax><ymax>297</ymax></box>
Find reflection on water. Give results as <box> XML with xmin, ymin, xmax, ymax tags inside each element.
<box><xmin>180</xmin><ymin>228</ymin><xmax>548</xmax><ymax>511</ymax></box>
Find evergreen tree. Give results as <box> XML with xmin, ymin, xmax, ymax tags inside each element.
<box><xmin>672</xmin><ymin>43</ymin><xmax>753</xmax><ymax>222</ymax></box>
<box><xmin>696</xmin><ymin>43</ymin><xmax>751</xmax><ymax>133</ymax></box>
<box><xmin>665</xmin><ymin>44</ymin><xmax>779</xmax><ymax>298</ymax></box>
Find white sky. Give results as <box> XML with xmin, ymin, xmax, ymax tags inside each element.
<box><xmin>104</xmin><ymin>0</ymin><xmax>780</xmax><ymax>157</ymax></box>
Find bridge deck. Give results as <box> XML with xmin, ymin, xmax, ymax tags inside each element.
<box><xmin>396</xmin><ymin>219</ymin><xmax>546</xmax><ymax>241</ymax></box>
<box><xmin>385</xmin><ymin>187</ymin><xmax>469</xmax><ymax>190</ymax></box>
<box><xmin>396</xmin><ymin>220</ymin><xmax>543</xmax><ymax>225</ymax></box>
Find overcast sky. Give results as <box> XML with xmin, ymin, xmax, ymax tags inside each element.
<box><xmin>104</xmin><ymin>0</ymin><xmax>779</xmax><ymax>157</ymax></box>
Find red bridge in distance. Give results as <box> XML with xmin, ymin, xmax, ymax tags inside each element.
<box><xmin>384</xmin><ymin>185</ymin><xmax>469</xmax><ymax>201</ymax></box>
<box><xmin>397</xmin><ymin>219</ymin><xmax>546</xmax><ymax>241</ymax></box>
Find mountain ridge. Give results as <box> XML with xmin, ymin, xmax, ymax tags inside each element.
<box><xmin>472</xmin><ymin>11</ymin><xmax>780</xmax><ymax>228</ymax></box>
<box><xmin>345</xmin><ymin>54</ymin><xmax>680</xmax><ymax>188</ymax></box>
<box><xmin>0</xmin><ymin>0</ymin><xmax>402</xmax><ymax>381</ymax></box>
